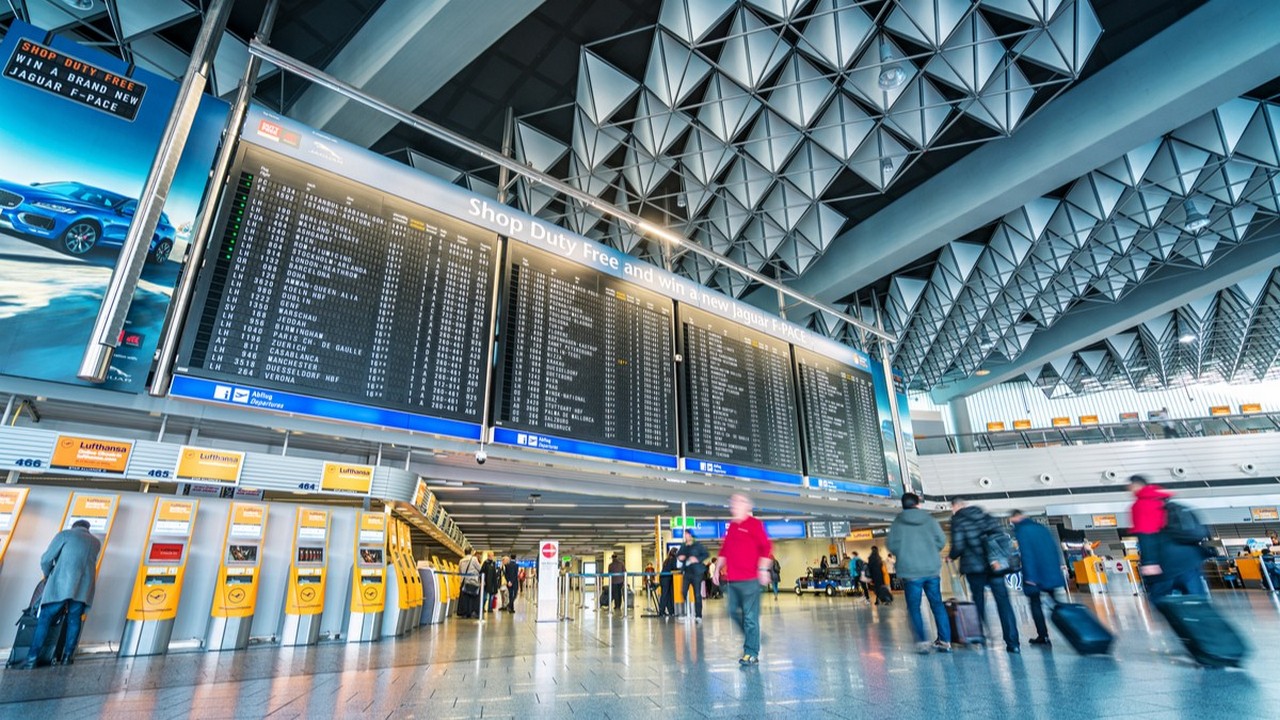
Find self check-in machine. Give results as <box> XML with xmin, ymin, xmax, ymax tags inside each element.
<box><xmin>0</xmin><ymin>487</ymin><xmax>31</xmax><ymax>574</ymax></box>
<box><xmin>382</xmin><ymin>517</ymin><xmax>420</xmax><ymax>637</ymax></box>
<box><xmin>401</xmin><ymin>521</ymin><xmax>424</xmax><ymax>627</ymax></box>
<box><xmin>418</xmin><ymin>557</ymin><xmax>441</xmax><ymax>625</ymax></box>
<box><xmin>120</xmin><ymin>498</ymin><xmax>199</xmax><ymax>657</ymax></box>
<box><xmin>207</xmin><ymin>502</ymin><xmax>268</xmax><ymax>651</ymax></box>
<box><xmin>61</xmin><ymin>493</ymin><xmax>120</xmax><ymax>567</ymax></box>
<box><xmin>281</xmin><ymin>507</ymin><xmax>330</xmax><ymax>646</ymax></box>
<box><xmin>347</xmin><ymin>511</ymin><xmax>386</xmax><ymax>642</ymax></box>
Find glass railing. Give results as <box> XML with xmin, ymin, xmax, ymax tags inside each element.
<box><xmin>915</xmin><ymin>412</ymin><xmax>1280</xmax><ymax>455</ymax></box>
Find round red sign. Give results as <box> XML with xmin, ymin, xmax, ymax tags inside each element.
<box><xmin>541</xmin><ymin>542</ymin><xmax>556</xmax><ymax>559</ymax></box>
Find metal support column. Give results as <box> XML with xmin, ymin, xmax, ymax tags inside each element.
<box><xmin>149</xmin><ymin>0</ymin><xmax>280</xmax><ymax>395</ymax></box>
<box><xmin>80</xmin><ymin>0</ymin><xmax>237</xmax><ymax>383</ymax></box>
<box><xmin>872</xmin><ymin>292</ymin><xmax>910</xmax><ymax>494</ymax></box>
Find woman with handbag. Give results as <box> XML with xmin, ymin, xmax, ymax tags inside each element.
<box><xmin>458</xmin><ymin>549</ymin><xmax>483</xmax><ymax>619</ymax></box>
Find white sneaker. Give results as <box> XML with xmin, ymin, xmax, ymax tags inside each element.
<box><xmin>916</xmin><ymin>641</ymin><xmax>933</xmax><ymax>654</ymax></box>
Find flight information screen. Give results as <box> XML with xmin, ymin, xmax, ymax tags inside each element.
<box><xmin>794</xmin><ymin>346</ymin><xmax>886</xmax><ymax>485</ymax></box>
<box><xmin>678</xmin><ymin>305</ymin><xmax>801</xmax><ymax>475</ymax></box>
<box><xmin>495</xmin><ymin>243</ymin><xmax>677</xmax><ymax>456</ymax></box>
<box><xmin>177</xmin><ymin>144</ymin><xmax>498</xmax><ymax>423</ymax></box>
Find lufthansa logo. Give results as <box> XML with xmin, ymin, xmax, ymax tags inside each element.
<box><xmin>146</xmin><ymin>588</ymin><xmax>167</xmax><ymax>606</ymax></box>
<box><xmin>228</xmin><ymin>588</ymin><xmax>246</xmax><ymax>604</ymax></box>
<box><xmin>300</xmin><ymin>587</ymin><xmax>316</xmax><ymax>602</ymax></box>
<box><xmin>363</xmin><ymin>586</ymin><xmax>378</xmax><ymax>601</ymax></box>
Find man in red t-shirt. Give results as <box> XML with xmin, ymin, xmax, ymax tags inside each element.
<box><xmin>720</xmin><ymin>493</ymin><xmax>773</xmax><ymax>666</ymax></box>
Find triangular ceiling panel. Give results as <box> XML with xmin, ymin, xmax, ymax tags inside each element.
<box><xmin>697</xmin><ymin>73</ymin><xmax>763</xmax><ymax>143</ymax></box>
<box><xmin>718</xmin><ymin>8</ymin><xmax>790</xmax><ymax>91</ymax></box>
<box><xmin>645</xmin><ymin>30</ymin><xmax>714</xmax><ymax>107</ymax></box>
<box><xmin>633</xmin><ymin>92</ymin><xmax>691</xmax><ymax>156</ymax></box>
<box><xmin>659</xmin><ymin>0</ymin><xmax>736</xmax><ymax>45</ymax></box>
<box><xmin>810</xmin><ymin>93</ymin><xmax>876</xmax><ymax>162</ymax></box>
<box><xmin>577</xmin><ymin>49</ymin><xmax>639</xmax><ymax>125</ymax></box>
<box><xmin>796</xmin><ymin>0</ymin><xmax>875</xmax><ymax>71</ymax></box>
<box><xmin>515</xmin><ymin>121</ymin><xmax>570</xmax><ymax>173</ymax></box>
<box><xmin>782</xmin><ymin>141</ymin><xmax>843</xmax><ymax>200</ymax></box>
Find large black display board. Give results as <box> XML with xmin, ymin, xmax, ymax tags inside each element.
<box><xmin>495</xmin><ymin>243</ymin><xmax>676</xmax><ymax>455</ymax></box>
<box><xmin>678</xmin><ymin>305</ymin><xmax>802</xmax><ymax>475</ymax></box>
<box><xmin>793</xmin><ymin>346</ymin><xmax>886</xmax><ymax>484</ymax></box>
<box><xmin>177</xmin><ymin>144</ymin><xmax>497</xmax><ymax>423</ymax></box>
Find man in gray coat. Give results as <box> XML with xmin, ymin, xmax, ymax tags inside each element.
<box><xmin>23</xmin><ymin>519</ymin><xmax>102</xmax><ymax>668</ymax></box>
<box><xmin>887</xmin><ymin>493</ymin><xmax>951</xmax><ymax>654</ymax></box>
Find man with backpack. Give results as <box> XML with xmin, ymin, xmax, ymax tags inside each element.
<box><xmin>1010</xmin><ymin>511</ymin><xmax>1065</xmax><ymax>647</ymax></box>
<box><xmin>1128</xmin><ymin>475</ymin><xmax>1208</xmax><ymax>598</ymax></box>
<box><xmin>949</xmin><ymin>497</ymin><xmax>1021</xmax><ymax>653</ymax></box>
<box><xmin>848</xmin><ymin>552</ymin><xmax>869</xmax><ymax>602</ymax></box>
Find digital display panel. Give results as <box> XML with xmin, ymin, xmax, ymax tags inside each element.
<box><xmin>793</xmin><ymin>345</ymin><xmax>886</xmax><ymax>486</ymax></box>
<box><xmin>360</xmin><ymin>548</ymin><xmax>384</xmax><ymax>565</ymax></box>
<box><xmin>176</xmin><ymin>143</ymin><xmax>498</xmax><ymax>426</ymax></box>
<box><xmin>297</xmin><ymin>547</ymin><xmax>324</xmax><ymax>564</ymax></box>
<box><xmin>227</xmin><ymin>544</ymin><xmax>257</xmax><ymax>564</ymax></box>
<box><xmin>494</xmin><ymin>243</ymin><xmax>676</xmax><ymax>457</ymax></box>
<box><xmin>148</xmin><ymin>542</ymin><xmax>184</xmax><ymax>563</ymax></box>
<box><xmin>677</xmin><ymin>305</ymin><xmax>801</xmax><ymax>476</ymax></box>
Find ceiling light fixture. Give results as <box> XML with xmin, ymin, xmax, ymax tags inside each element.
<box><xmin>1183</xmin><ymin>198</ymin><xmax>1210</xmax><ymax>233</ymax></box>
<box><xmin>975</xmin><ymin>368</ymin><xmax>990</xmax><ymax>376</ymax></box>
<box><xmin>877</xmin><ymin>38</ymin><xmax>907</xmax><ymax>91</ymax></box>
<box><xmin>1178</xmin><ymin>333</ymin><xmax>1197</xmax><ymax>344</ymax></box>
<box><xmin>63</xmin><ymin>0</ymin><xmax>95</xmax><ymax>10</ymax></box>
<box><xmin>880</xmin><ymin>157</ymin><xmax>894</xmax><ymax>173</ymax></box>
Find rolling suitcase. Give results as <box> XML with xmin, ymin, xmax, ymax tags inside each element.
<box><xmin>626</xmin><ymin>588</ymin><xmax>635</xmax><ymax>609</ymax></box>
<box><xmin>1155</xmin><ymin>595</ymin><xmax>1249</xmax><ymax>668</ymax></box>
<box><xmin>1049</xmin><ymin>601</ymin><xmax>1113</xmax><ymax>655</ymax></box>
<box><xmin>945</xmin><ymin>599</ymin><xmax>983</xmax><ymax>645</ymax></box>
<box><xmin>6</xmin><ymin>580</ymin><xmax>67</xmax><ymax>668</ymax></box>
<box><xmin>875</xmin><ymin>585</ymin><xmax>893</xmax><ymax>604</ymax></box>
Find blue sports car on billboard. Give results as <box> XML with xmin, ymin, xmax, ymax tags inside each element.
<box><xmin>0</xmin><ymin>179</ymin><xmax>176</xmax><ymax>264</ymax></box>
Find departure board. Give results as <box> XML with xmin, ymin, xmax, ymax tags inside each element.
<box><xmin>678</xmin><ymin>305</ymin><xmax>802</xmax><ymax>475</ymax></box>
<box><xmin>177</xmin><ymin>143</ymin><xmax>498</xmax><ymax>423</ymax></box>
<box><xmin>495</xmin><ymin>243</ymin><xmax>677</xmax><ymax>456</ymax></box>
<box><xmin>794</xmin><ymin>346</ymin><xmax>886</xmax><ymax>485</ymax></box>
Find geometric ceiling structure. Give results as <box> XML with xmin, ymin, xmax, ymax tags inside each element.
<box><xmin>512</xmin><ymin>0</ymin><xmax>1102</xmax><ymax>299</ymax></box>
<box><xmin>881</xmin><ymin>98</ymin><xmax>1280</xmax><ymax>394</ymax></box>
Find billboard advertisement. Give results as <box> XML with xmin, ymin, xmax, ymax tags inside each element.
<box><xmin>0</xmin><ymin>21</ymin><xmax>226</xmax><ymax>392</ymax></box>
<box><xmin>870</xmin><ymin>361</ymin><xmax>915</xmax><ymax>497</ymax></box>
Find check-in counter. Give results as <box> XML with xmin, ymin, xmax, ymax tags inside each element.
<box><xmin>347</xmin><ymin>511</ymin><xmax>386</xmax><ymax>642</ymax></box>
<box><xmin>120</xmin><ymin>498</ymin><xmax>199</xmax><ymax>657</ymax></box>
<box><xmin>418</xmin><ymin>561</ymin><xmax>440</xmax><ymax>625</ymax></box>
<box><xmin>281</xmin><ymin>507</ymin><xmax>330</xmax><ymax>646</ymax></box>
<box><xmin>207</xmin><ymin>502</ymin><xmax>268</xmax><ymax>651</ymax></box>
<box><xmin>1074</xmin><ymin>557</ymin><xmax>1108</xmax><ymax>594</ymax></box>
<box><xmin>0</xmin><ymin>488</ymin><xmax>31</xmax><ymax>574</ymax></box>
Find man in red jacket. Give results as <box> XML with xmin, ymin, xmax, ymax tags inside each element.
<box><xmin>720</xmin><ymin>493</ymin><xmax>773</xmax><ymax>666</ymax></box>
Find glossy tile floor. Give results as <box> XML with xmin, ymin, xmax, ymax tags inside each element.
<box><xmin>2</xmin><ymin>588</ymin><xmax>1279</xmax><ymax>719</ymax></box>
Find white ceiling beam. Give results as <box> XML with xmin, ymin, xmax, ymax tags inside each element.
<box><xmin>289</xmin><ymin>0</ymin><xmax>546</xmax><ymax>148</ymax></box>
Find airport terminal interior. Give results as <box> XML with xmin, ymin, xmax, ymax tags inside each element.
<box><xmin>2</xmin><ymin>0</ymin><xmax>1280</xmax><ymax>718</ymax></box>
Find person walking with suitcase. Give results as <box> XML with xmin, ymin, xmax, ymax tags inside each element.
<box><xmin>1010</xmin><ymin>511</ymin><xmax>1066</xmax><ymax>647</ymax></box>
<box><xmin>720</xmin><ymin>493</ymin><xmax>773</xmax><ymax>666</ymax></box>
<box><xmin>888</xmin><ymin>493</ymin><xmax>952</xmax><ymax>654</ymax></box>
<box><xmin>608</xmin><ymin>554</ymin><xmax>626</xmax><ymax>612</ymax></box>
<box><xmin>21</xmin><ymin>519</ymin><xmax>101</xmax><ymax>668</ymax></box>
<box><xmin>1128</xmin><ymin>475</ymin><xmax>1208</xmax><ymax>599</ymax></box>
<box><xmin>950</xmin><ymin>498</ymin><xmax>1021</xmax><ymax>653</ymax></box>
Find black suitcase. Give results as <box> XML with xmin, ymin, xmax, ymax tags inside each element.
<box><xmin>626</xmin><ymin>588</ymin><xmax>635</xmax><ymax>609</ymax></box>
<box><xmin>945</xmin><ymin>599</ymin><xmax>983</xmax><ymax>644</ymax></box>
<box><xmin>1050</xmin><ymin>601</ymin><xmax>1114</xmax><ymax>655</ymax></box>
<box><xmin>6</xmin><ymin>580</ymin><xmax>68</xmax><ymax>668</ymax></box>
<box><xmin>875</xmin><ymin>585</ymin><xmax>893</xmax><ymax>604</ymax></box>
<box><xmin>1155</xmin><ymin>595</ymin><xmax>1248</xmax><ymax>667</ymax></box>
<box><xmin>600</xmin><ymin>587</ymin><xmax>610</xmax><ymax>607</ymax></box>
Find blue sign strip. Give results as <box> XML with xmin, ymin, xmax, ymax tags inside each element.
<box><xmin>170</xmin><ymin>375</ymin><xmax>483</xmax><ymax>440</ymax></box>
<box><xmin>682</xmin><ymin>458</ymin><xmax>804</xmax><ymax>486</ymax></box>
<box><xmin>663</xmin><ymin>519</ymin><xmax>807</xmax><ymax>540</ymax></box>
<box><xmin>808</xmin><ymin>476</ymin><xmax>894</xmax><ymax>497</ymax></box>
<box><xmin>490</xmin><ymin>427</ymin><xmax>679</xmax><ymax>469</ymax></box>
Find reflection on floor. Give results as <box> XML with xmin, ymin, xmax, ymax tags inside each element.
<box><xmin>1</xmin><ymin>589</ymin><xmax>1278</xmax><ymax>719</ymax></box>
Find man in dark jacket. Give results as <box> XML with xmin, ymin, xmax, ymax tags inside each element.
<box><xmin>608</xmin><ymin>554</ymin><xmax>626</xmax><ymax>611</ymax></box>
<box><xmin>888</xmin><ymin>493</ymin><xmax>951</xmax><ymax>653</ymax></box>
<box><xmin>658</xmin><ymin>548</ymin><xmax>678</xmax><ymax>617</ymax></box>
<box><xmin>1011</xmin><ymin>511</ymin><xmax>1066</xmax><ymax>647</ymax></box>
<box><xmin>676</xmin><ymin>530</ymin><xmax>709</xmax><ymax>623</ymax></box>
<box><xmin>24</xmin><ymin>520</ymin><xmax>101</xmax><ymax>668</ymax></box>
<box><xmin>481</xmin><ymin>552</ymin><xmax>501</xmax><ymax>615</ymax></box>
<box><xmin>950</xmin><ymin>498</ymin><xmax>1020</xmax><ymax>652</ymax></box>
<box><xmin>503</xmin><ymin>555</ymin><xmax>520</xmax><ymax>612</ymax></box>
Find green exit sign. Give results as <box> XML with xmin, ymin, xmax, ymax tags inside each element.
<box><xmin>671</xmin><ymin>516</ymin><xmax>697</xmax><ymax>529</ymax></box>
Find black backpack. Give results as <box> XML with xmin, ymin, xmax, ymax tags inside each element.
<box><xmin>1163</xmin><ymin>501</ymin><xmax>1209</xmax><ymax>545</ymax></box>
<box><xmin>984</xmin><ymin>528</ymin><xmax>1022</xmax><ymax>576</ymax></box>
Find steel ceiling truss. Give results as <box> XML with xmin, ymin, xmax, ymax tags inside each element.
<box><xmin>511</xmin><ymin>0</ymin><xmax>1101</xmax><ymax>306</ymax></box>
<box><xmin>882</xmin><ymin>97</ymin><xmax>1280</xmax><ymax>394</ymax></box>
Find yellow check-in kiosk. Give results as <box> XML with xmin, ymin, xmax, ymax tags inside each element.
<box><xmin>382</xmin><ymin>517</ymin><xmax>419</xmax><ymax>636</ymax></box>
<box><xmin>0</xmin><ymin>487</ymin><xmax>31</xmax><ymax>574</ymax></box>
<box><xmin>282</xmin><ymin>507</ymin><xmax>330</xmax><ymax>646</ymax></box>
<box><xmin>120</xmin><ymin>498</ymin><xmax>199</xmax><ymax>657</ymax></box>
<box><xmin>61</xmin><ymin>492</ymin><xmax>120</xmax><ymax>564</ymax></box>
<box><xmin>401</xmin><ymin>521</ymin><xmax>424</xmax><ymax>627</ymax></box>
<box><xmin>347</xmin><ymin>511</ymin><xmax>386</xmax><ymax>642</ymax></box>
<box><xmin>207</xmin><ymin>502</ymin><xmax>268</xmax><ymax>651</ymax></box>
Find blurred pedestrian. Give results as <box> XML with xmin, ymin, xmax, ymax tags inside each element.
<box><xmin>720</xmin><ymin>493</ymin><xmax>773</xmax><ymax>666</ymax></box>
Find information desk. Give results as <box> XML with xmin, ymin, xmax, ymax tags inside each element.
<box><xmin>175</xmin><ymin>143</ymin><xmax>498</xmax><ymax>439</ymax></box>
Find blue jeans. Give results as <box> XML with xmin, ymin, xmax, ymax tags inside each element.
<box><xmin>483</xmin><ymin>591</ymin><xmax>497</xmax><ymax>613</ymax></box>
<box><xmin>966</xmin><ymin>573</ymin><xmax>1020</xmax><ymax>648</ymax></box>
<box><xmin>1148</xmin><ymin>569</ymin><xmax>1207</xmax><ymax>599</ymax></box>
<box><xmin>903</xmin><ymin>577</ymin><xmax>950</xmax><ymax>644</ymax></box>
<box><xmin>726</xmin><ymin>580</ymin><xmax>762</xmax><ymax>657</ymax></box>
<box><xmin>27</xmin><ymin>599</ymin><xmax>86</xmax><ymax>664</ymax></box>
